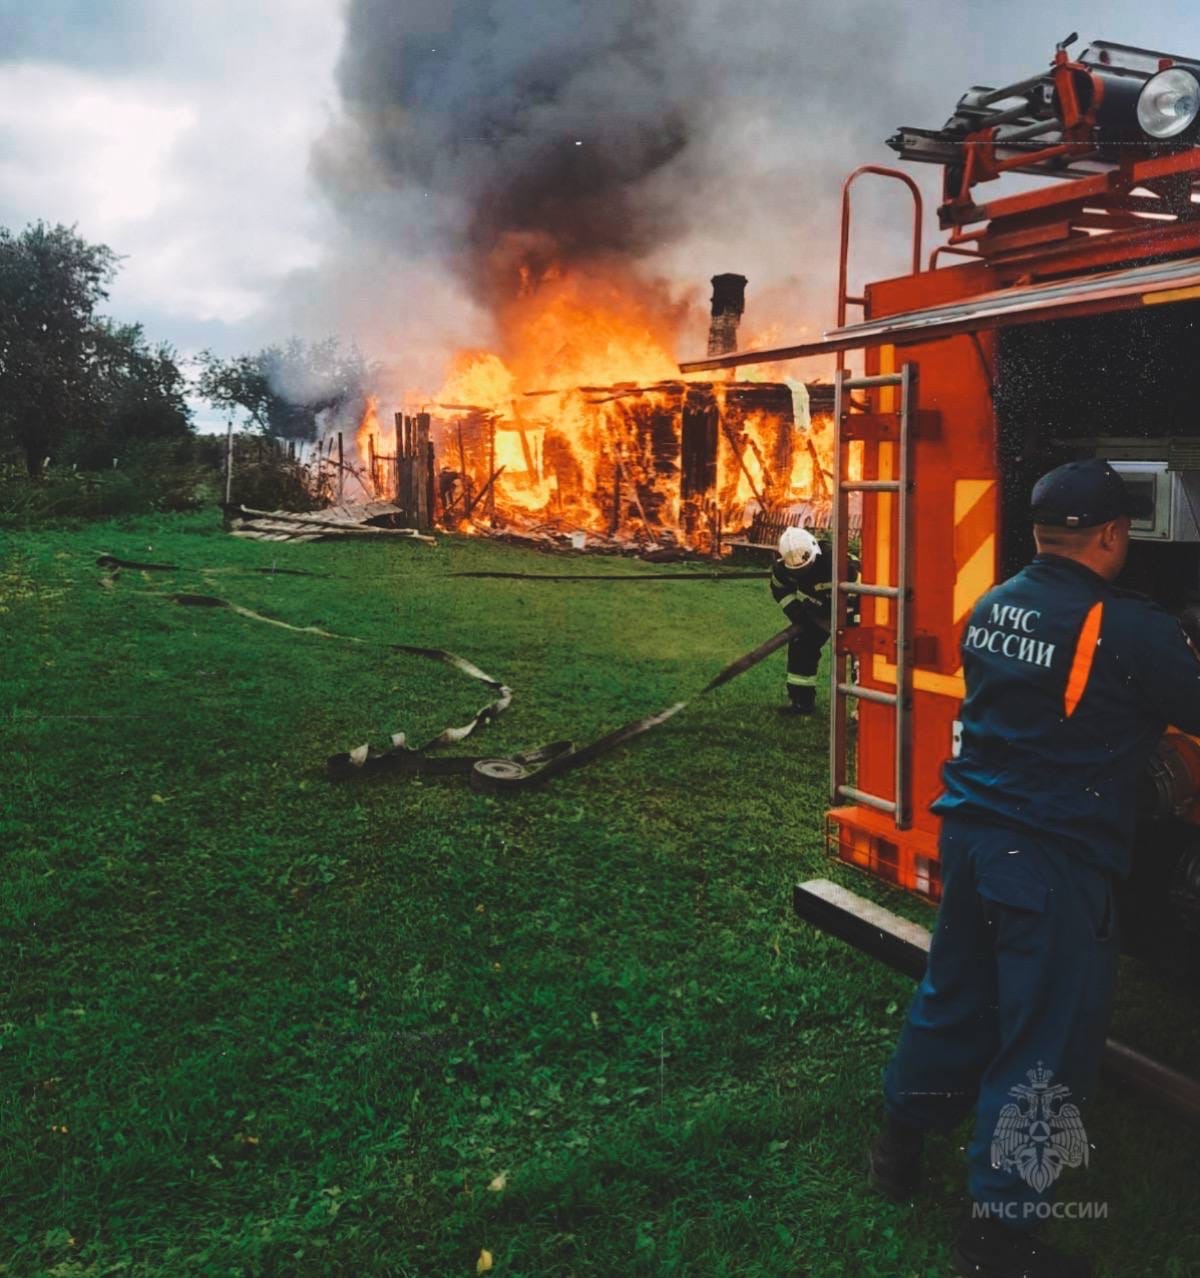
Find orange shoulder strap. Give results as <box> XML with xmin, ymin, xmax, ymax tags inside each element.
<box><xmin>1064</xmin><ymin>601</ymin><xmax>1104</xmax><ymax>719</ymax></box>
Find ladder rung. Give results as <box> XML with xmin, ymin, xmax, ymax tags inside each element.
<box><xmin>841</xmin><ymin>480</ymin><xmax>900</xmax><ymax>493</ymax></box>
<box><xmin>841</xmin><ymin>373</ymin><xmax>904</xmax><ymax>391</ymax></box>
<box><xmin>840</xmin><ymin>582</ymin><xmax>900</xmax><ymax>599</ymax></box>
<box><xmin>837</xmin><ymin>682</ymin><xmax>898</xmax><ymax>707</ymax></box>
<box><xmin>836</xmin><ymin>785</ymin><xmax>898</xmax><ymax>815</ymax></box>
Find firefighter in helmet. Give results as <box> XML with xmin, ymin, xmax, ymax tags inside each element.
<box><xmin>770</xmin><ymin>526</ymin><xmax>854</xmax><ymax>716</ymax></box>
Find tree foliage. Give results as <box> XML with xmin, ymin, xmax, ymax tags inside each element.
<box><xmin>64</xmin><ymin>320</ymin><xmax>192</xmax><ymax>469</ymax></box>
<box><xmin>0</xmin><ymin>222</ymin><xmax>117</xmax><ymax>474</ymax></box>
<box><xmin>0</xmin><ymin>222</ymin><xmax>193</xmax><ymax>476</ymax></box>
<box><xmin>196</xmin><ymin>337</ymin><xmax>372</xmax><ymax>442</ymax></box>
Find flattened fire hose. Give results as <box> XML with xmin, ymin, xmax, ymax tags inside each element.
<box><xmin>96</xmin><ymin>553</ymin><xmax>327</xmax><ymax>578</ymax></box>
<box><xmin>449</xmin><ymin>570</ymin><xmax>768</xmax><ymax>581</ymax></box>
<box><xmin>167</xmin><ymin>593</ymin><xmax>514</xmax><ymax>764</ymax></box>
<box><xmin>164</xmin><ymin>590</ymin><xmax>813</xmax><ymax>793</ymax></box>
<box><xmin>329</xmin><ymin>619</ymin><xmax>812</xmax><ymax>792</ymax></box>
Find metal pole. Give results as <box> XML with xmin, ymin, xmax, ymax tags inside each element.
<box><xmin>977</xmin><ymin>72</ymin><xmax>1051</xmax><ymax>108</ymax></box>
<box><xmin>224</xmin><ymin>420</ymin><xmax>234</xmax><ymax>506</ymax></box>
<box><xmin>894</xmin><ymin>364</ymin><xmax>915</xmax><ymax>830</ymax></box>
<box><xmin>836</xmin><ymin>166</ymin><xmax>925</xmax><ymax>373</ymax></box>
<box><xmin>996</xmin><ymin>117</ymin><xmax>1062</xmax><ymax>144</ymax></box>
<box><xmin>337</xmin><ymin>432</ymin><xmax>344</xmax><ymax>502</ymax></box>
<box><xmin>830</xmin><ymin>369</ymin><xmax>848</xmax><ymax>806</ymax></box>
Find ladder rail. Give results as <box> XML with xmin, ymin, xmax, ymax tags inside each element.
<box><xmin>829</xmin><ymin>368</ymin><xmax>851</xmax><ymax>810</ymax></box>
<box><xmin>840</xmin><ymin>373</ymin><xmax>906</xmax><ymax>390</ymax></box>
<box><xmin>836</xmin><ymin>168</ymin><xmax>924</xmax><ymax>373</ymax></box>
<box><xmin>894</xmin><ymin>364</ymin><xmax>915</xmax><ymax>829</ymax></box>
<box><xmin>837</xmin><ymin>785</ymin><xmax>898</xmax><ymax>817</ymax></box>
<box><xmin>829</xmin><ymin>362</ymin><xmax>916</xmax><ymax>830</ymax></box>
<box><xmin>837</xmin><ymin>682</ymin><xmax>898</xmax><ymax>707</ymax></box>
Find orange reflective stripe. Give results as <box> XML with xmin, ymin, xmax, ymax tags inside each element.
<box><xmin>1064</xmin><ymin>601</ymin><xmax>1104</xmax><ymax>718</ymax></box>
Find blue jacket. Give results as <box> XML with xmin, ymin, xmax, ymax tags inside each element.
<box><xmin>933</xmin><ymin>554</ymin><xmax>1200</xmax><ymax>877</ymax></box>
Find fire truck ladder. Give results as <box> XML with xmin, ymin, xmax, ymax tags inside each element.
<box><xmin>830</xmin><ymin>363</ymin><xmax>916</xmax><ymax>829</ymax></box>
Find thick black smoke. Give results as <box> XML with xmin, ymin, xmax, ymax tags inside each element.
<box><xmin>325</xmin><ymin>0</ymin><xmax>712</xmax><ymax>301</ymax></box>
<box><xmin>312</xmin><ymin>0</ymin><xmax>1021</xmax><ymax>364</ymax></box>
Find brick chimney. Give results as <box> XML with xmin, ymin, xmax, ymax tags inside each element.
<box><xmin>707</xmin><ymin>273</ymin><xmax>748</xmax><ymax>358</ymax></box>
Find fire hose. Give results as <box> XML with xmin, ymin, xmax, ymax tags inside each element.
<box><xmin>96</xmin><ymin>553</ymin><xmax>327</xmax><ymax>578</ymax></box>
<box><xmin>166</xmin><ymin>592</ymin><xmax>514</xmax><ymax>758</ymax></box>
<box><xmin>331</xmin><ymin>619</ymin><xmax>815</xmax><ymax>792</ymax></box>
<box><xmin>162</xmin><ymin>589</ymin><xmax>814</xmax><ymax>792</ymax></box>
<box><xmin>449</xmin><ymin>570</ymin><xmax>767</xmax><ymax>581</ymax></box>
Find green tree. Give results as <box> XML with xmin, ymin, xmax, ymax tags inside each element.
<box><xmin>0</xmin><ymin>222</ymin><xmax>118</xmax><ymax>476</ymax></box>
<box><xmin>197</xmin><ymin>337</ymin><xmax>372</xmax><ymax>442</ymax></box>
<box><xmin>64</xmin><ymin>320</ymin><xmax>193</xmax><ymax>469</ymax></box>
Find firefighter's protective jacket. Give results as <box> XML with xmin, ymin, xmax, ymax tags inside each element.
<box><xmin>770</xmin><ymin>541</ymin><xmax>859</xmax><ymax>621</ymax></box>
<box><xmin>933</xmin><ymin>553</ymin><xmax>1200</xmax><ymax>877</ymax></box>
<box><xmin>769</xmin><ymin>549</ymin><xmax>833</xmax><ymax>624</ymax></box>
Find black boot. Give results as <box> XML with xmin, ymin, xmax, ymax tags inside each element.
<box><xmin>867</xmin><ymin>1114</ymin><xmax>924</xmax><ymax>1202</ymax></box>
<box><xmin>953</xmin><ymin>1216</ymin><xmax>1092</xmax><ymax>1277</ymax></box>
<box><xmin>780</xmin><ymin>685</ymin><xmax>816</xmax><ymax>716</ymax></box>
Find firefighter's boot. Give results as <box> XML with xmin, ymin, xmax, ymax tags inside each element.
<box><xmin>867</xmin><ymin>1114</ymin><xmax>923</xmax><ymax>1202</ymax></box>
<box><xmin>952</xmin><ymin>1217</ymin><xmax>1092</xmax><ymax>1278</ymax></box>
<box><xmin>779</xmin><ymin>685</ymin><xmax>816</xmax><ymax>717</ymax></box>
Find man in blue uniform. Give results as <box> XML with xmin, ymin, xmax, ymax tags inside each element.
<box><xmin>867</xmin><ymin>460</ymin><xmax>1200</xmax><ymax>1277</ymax></box>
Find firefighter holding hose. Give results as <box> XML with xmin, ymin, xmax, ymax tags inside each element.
<box><xmin>771</xmin><ymin>526</ymin><xmax>856</xmax><ymax>716</ymax></box>
<box><xmin>869</xmin><ymin>459</ymin><xmax>1200</xmax><ymax>1278</ymax></box>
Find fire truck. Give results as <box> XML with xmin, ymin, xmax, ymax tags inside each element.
<box><xmin>682</xmin><ymin>35</ymin><xmax>1200</xmax><ymax>1115</ymax></box>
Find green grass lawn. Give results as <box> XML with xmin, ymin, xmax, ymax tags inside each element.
<box><xmin>2</xmin><ymin>513</ymin><xmax>1198</xmax><ymax>1277</ymax></box>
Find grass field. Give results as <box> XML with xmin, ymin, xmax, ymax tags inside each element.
<box><xmin>2</xmin><ymin>512</ymin><xmax>1199</xmax><ymax>1277</ymax></box>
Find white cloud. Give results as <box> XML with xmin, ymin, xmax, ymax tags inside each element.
<box><xmin>0</xmin><ymin>0</ymin><xmax>343</xmax><ymax>351</ymax></box>
<box><xmin>8</xmin><ymin>0</ymin><xmax>1200</xmax><ymax>400</ymax></box>
<box><xmin>0</xmin><ymin>65</ymin><xmax>195</xmax><ymax>226</ymax></box>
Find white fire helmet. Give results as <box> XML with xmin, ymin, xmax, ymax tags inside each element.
<box><xmin>778</xmin><ymin>526</ymin><xmax>821</xmax><ymax>570</ymax></box>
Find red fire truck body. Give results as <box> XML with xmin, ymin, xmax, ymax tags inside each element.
<box><xmin>684</xmin><ymin>37</ymin><xmax>1200</xmax><ymax>970</ymax></box>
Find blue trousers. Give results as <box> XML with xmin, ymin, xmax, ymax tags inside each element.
<box><xmin>883</xmin><ymin>817</ymin><xmax>1118</xmax><ymax>1224</ymax></box>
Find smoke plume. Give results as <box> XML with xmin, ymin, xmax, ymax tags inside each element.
<box><xmin>310</xmin><ymin>0</ymin><xmax>974</xmax><ymax>370</ymax></box>
<box><xmin>319</xmin><ymin>0</ymin><xmax>714</xmax><ymax>305</ymax></box>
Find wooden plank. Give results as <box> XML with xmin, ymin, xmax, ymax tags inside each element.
<box><xmin>425</xmin><ymin>438</ymin><xmax>435</xmax><ymax>530</ymax></box>
<box><xmin>415</xmin><ymin>413</ymin><xmax>431</xmax><ymax>530</ymax></box>
<box><xmin>234</xmin><ymin>502</ymin><xmax>401</xmax><ymax>525</ymax></box>
<box><xmin>489</xmin><ymin>420</ymin><xmax>497</xmax><ymax>518</ymax></box>
<box><xmin>463</xmin><ymin>466</ymin><xmax>506</xmax><ymax>520</ymax></box>
<box><xmin>242</xmin><ymin>523</ymin><xmax>424</xmax><ymax>538</ymax></box>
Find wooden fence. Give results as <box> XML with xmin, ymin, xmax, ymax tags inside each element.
<box><xmin>360</xmin><ymin>413</ymin><xmax>436</xmax><ymax>531</ymax></box>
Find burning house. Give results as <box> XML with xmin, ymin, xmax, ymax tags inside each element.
<box><xmin>353</xmin><ymin>275</ymin><xmax>838</xmax><ymax>553</ymax></box>
<box><xmin>431</xmin><ymin>377</ymin><xmax>822</xmax><ymax>551</ymax></box>
<box><xmin>317</xmin><ymin>5</ymin><xmax>853</xmax><ymax>553</ymax></box>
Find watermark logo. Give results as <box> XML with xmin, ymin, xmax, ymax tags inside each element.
<box><xmin>990</xmin><ymin>1062</ymin><xmax>1089</xmax><ymax>1194</ymax></box>
<box><xmin>973</xmin><ymin>1201</ymin><xmax>1108</xmax><ymax>1222</ymax></box>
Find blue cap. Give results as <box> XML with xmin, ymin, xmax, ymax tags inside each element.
<box><xmin>1030</xmin><ymin>459</ymin><xmax>1154</xmax><ymax>528</ymax></box>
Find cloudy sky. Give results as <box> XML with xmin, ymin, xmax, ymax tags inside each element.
<box><xmin>5</xmin><ymin>2</ymin><xmax>1200</xmax><ymax>429</ymax></box>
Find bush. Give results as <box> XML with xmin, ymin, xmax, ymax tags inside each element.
<box><xmin>0</xmin><ymin>456</ymin><xmax>218</xmax><ymax>528</ymax></box>
<box><xmin>224</xmin><ymin>455</ymin><xmax>327</xmax><ymax>513</ymax></box>
<box><xmin>0</xmin><ymin>433</ymin><xmax>338</xmax><ymax>527</ymax></box>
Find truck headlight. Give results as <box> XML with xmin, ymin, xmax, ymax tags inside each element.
<box><xmin>1137</xmin><ymin>67</ymin><xmax>1200</xmax><ymax>140</ymax></box>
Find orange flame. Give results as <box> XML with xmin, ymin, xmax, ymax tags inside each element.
<box><xmin>356</xmin><ymin>265</ymin><xmax>841</xmax><ymax>544</ymax></box>
<box><xmin>355</xmin><ymin>394</ymin><xmax>381</xmax><ymax>461</ymax></box>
